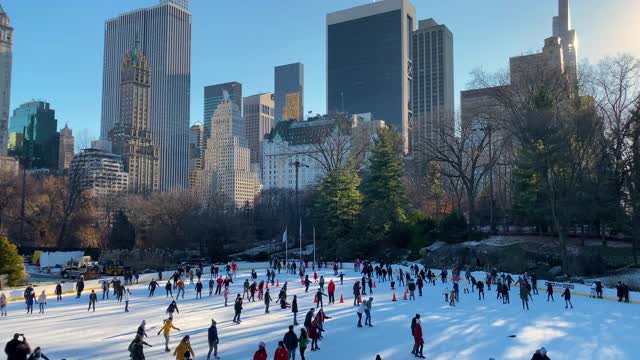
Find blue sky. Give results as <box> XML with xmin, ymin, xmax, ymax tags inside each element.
<box><xmin>4</xmin><ymin>0</ymin><xmax>639</xmax><ymax>143</ymax></box>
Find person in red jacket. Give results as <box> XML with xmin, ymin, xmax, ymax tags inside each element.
<box><xmin>273</xmin><ymin>341</ymin><xmax>289</xmax><ymax>360</ymax></box>
<box><xmin>314</xmin><ymin>309</ymin><xmax>331</xmax><ymax>336</ymax></box>
<box><xmin>309</xmin><ymin>320</ymin><xmax>320</xmax><ymax>351</ymax></box>
<box><xmin>413</xmin><ymin>318</ymin><xmax>425</xmax><ymax>358</ymax></box>
<box><xmin>253</xmin><ymin>342</ymin><xmax>267</xmax><ymax>360</ymax></box>
<box><xmin>327</xmin><ymin>280</ymin><xmax>336</xmax><ymax>304</ymax></box>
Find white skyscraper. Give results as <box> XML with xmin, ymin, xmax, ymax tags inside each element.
<box><xmin>101</xmin><ymin>0</ymin><xmax>191</xmax><ymax>191</ymax></box>
<box><xmin>0</xmin><ymin>5</ymin><xmax>13</xmax><ymax>156</ymax></box>
<box><xmin>204</xmin><ymin>94</ymin><xmax>261</xmax><ymax>208</ymax></box>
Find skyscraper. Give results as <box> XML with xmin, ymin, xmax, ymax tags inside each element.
<box><xmin>553</xmin><ymin>0</ymin><xmax>578</xmax><ymax>83</ymax></box>
<box><xmin>0</xmin><ymin>5</ymin><xmax>13</xmax><ymax>156</ymax></box>
<box><xmin>327</xmin><ymin>0</ymin><xmax>415</xmax><ymax>152</ymax></box>
<box><xmin>188</xmin><ymin>122</ymin><xmax>204</xmax><ymax>190</ymax></box>
<box><xmin>101</xmin><ymin>0</ymin><xmax>191</xmax><ymax>191</ymax></box>
<box><xmin>109</xmin><ymin>46</ymin><xmax>160</xmax><ymax>194</ymax></box>
<box><xmin>203</xmin><ymin>82</ymin><xmax>242</xmax><ymax>135</ymax></box>
<box><xmin>274</xmin><ymin>63</ymin><xmax>304</xmax><ymax>121</ymax></box>
<box><xmin>243</xmin><ymin>92</ymin><xmax>274</xmax><ymax>177</ymax></box>
<box><xmin>203</xmin><ymin>94</ymin><xmax>260</xmax><ymax>207</ymax></box>
<box><xmin>57</xmin><ymin>124</ymin><xmax>74</xmax><ymax>173</ymax></box>
<box><xmin>410</xmin><ymin>19</ymin><xmax>454</xmax><ymax>154</ymax></box>
<box><xmin>8</xmin><ymin>101</ymin><xmax>58</xmax><ymax>170</ymax></box>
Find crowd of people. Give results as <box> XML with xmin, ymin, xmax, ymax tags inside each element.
<box><xmin>1</xmin><ymin>257</ymin><xmax>634</xmax><ymax>359</ymax></box>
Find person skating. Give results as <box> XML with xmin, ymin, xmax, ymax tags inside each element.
<box><xmin>37</xmin><ymin>291</ymin><xmax>46</xmax><ymax>314</ymax></box>
<box><xmin>546</xmin><ymin>282</ymin><xmax>554</xmax><ymax>302</ymax></box>
<box><xmin>531</xmin><ymin>346</ymin><xmax>550</xmax><ymax>360</ymax></box>
<box><xmin>157</xmin><ymin>318</ymin><xmax>180</xmax><ymax>352</ymax></box>
<box><xmin>274</xmin><ymin>341</ymin><xmax>289</xmax><ymax>360</ymax></box>
<box><xmin>215</xmin><ymin>276</ymin><xmax>223</xmax><ymax>295</ymax></box>
<box><xmin>128</xmin><ymin>335</ymin><xmax>151</xmax><ymax>360</ymax></box>
<box><xmin>137</xmin><ymin>320</ymin><xmax>148</xmax><ymax>339</ymax></box>
<box><xmin>562</xmin><ymin>287</ymin><xmax>573</xmax><ymax>309</ymax></box>
<box><xmin>5</xmin><ymin>333</ymin><xmax>31</xmax><ymax>360</ymax></box>
<box><xmin>166</xmin><ymin>281</ymin><xmax>173</xmax><ymax>298</ymax></box>
<box><xmin>223</xmin><ymin>286</ymin><xmax>229</xmax><ymax>306</ymax></box>
<box><xmin>233</xmin><ymin>294</ymin><xmax>243</xmax><ymax>323</ymax></box>
<box><xmin>25</xmin><ymin>290</ymin><xmax>35</xmax><ymax>315</ymax></box>
<box><xmin>408</xmin><ymin>279</ymin><xmax>416</xmax><ymax>300</ymax></box>
<box><xmin>353</xmin><ymin>281</ymin><xmax>361</xmax><ymax>305</ymax></box>
<box><xmin>416</xmin><ymin>277</ymin><xmax>423</xmax><ymax>297</ymax></box>
<box><xmin>209</xmin><ymin>278</ymin><xmax>215</xmax><ymax>296</ymax></box>
<box><xmin>410</xmin><ymin>314</ymin><xmax>420</xmax><ymax>355</ymax></box>
<box><xmin>148</xmin><ymin>279</ymin><xmax>159</xmax><ymax>297</ymax></box>
<box><xmin>530</xmin><ymin>273</ymin><xmax>538</xmax><ymax>294</ymax></box>
<box><xmin>304</xmin><ymin>308</ymin><xmax>314</xmax><ymax>332</ymax></box>
<box><xmin>0</xmin><ymin>293</ymin><xmax>6</xmax><ymax>316</ymax></box>
<box><xmin>243</xmin><ymin>279</ymin><xmax>250</xmax><ymax>299</ymax></box>
<box><xmin>356</xmin><ymin>301</ymin><xmax>364</xmax><ymax>327</ymax></box>
<box><xmin>314</xmin><ymin>309</ymin><xmax>331</xmax><ymax>337</ymax></box>
<box><xmin>327</xmin><ymin>280</ymin><xmax>335</xmax><ymax>304</ymax></box>
<box><xmin>102</xmin><ymin>279</ymin><xmax>110</xmax><ymax>300</ymax></box>
<box><xmin>207</xmin><ymin>319</ymin><xmax>220</xmax><ymax>360</ymax></box>
<box><xmin>292</xmin><ymin>295</ymin><xmax>299</xmax><ymax>325</ymax></box>
<box><xmin>54</xmin><ymin>283</ymin><xmax>62</xmax><ymax>301</ymax></box>
<box><xmin>520</xmin><ymin>281</ymin><xmax>529</xmax><ymax>310</ymax></box>
<box><xmin>264</xmin><ymin>289</ymin><xmax>273</xmax><ymax>313</ymax></box>
<box><xmin>413</xmin><ymin>318</ymin><xmax>425</xmax><ymax>358</ymax></box>
<box><xmin>75</xmin><ymin>277</ymin><xmax>85</xmax><ymax>298</ymax></box>
<box><xmin>449</xmin><ymin>288</ymin><xmax>456</xmax><ymax>307</ymax></box>
<box><xmin>174</xmin><ymin>335</ymin><xmax>194</xmax><ymax>360</ymax></box>
<box><xmin>315</xmin><ymin>288</ymin><xmax>327</xmax><ymax>309</ymax></box>
<box><xmin>364</xmin><ymin>297</ymin><xmax>373</xmax><ymax>327</ymax></box>
<box><xmin>124</xmin><ymin>288</ymin><xmax>131</xmax><ymax>312</ymax></box>
<box><xmin>298</xmin><ymin>328</ymin><xmax>308</xmax><ymax>360</ymax></box>
<box><xmin>26</xmin><ymin>346</ymin><xmax>50</xmax><ymax>360</ymax></box>
<box><xmin>167</xmin><ymin>300</ymin><xmax>179</xmax><ymax>318</ymax></box>
<box><xmin>195</xmin><ymin>280</ymin><xmax>203</xmax><ymax>299</ymax></box>
<box><xmin>283</xmin><ymin>325</ymin><xmax>298</xmax><ymax>360</ymax></box>
<box><xmin>88</xmin><ymin>290</ymin><xmax>97</xmax><ymax>312</ymax></box>
<box><xmin>177</xmin><ymin>279</ymin><xmax>185</xmax><ymax>299</ymax></box>
<box><xmin>304</xmin><ymin>275</ymin><xmax>311</xmax><ymax>293</ymax></box>
<box><xmin>477</xmin><ymin>280</ymin><xmax>485</xmax><ymax>300</ymax></box>
<box><xmin>309</xmin><ymin>320</ymin><xmax>320</xmax><ymax>351</ymax></box>
<box><xmin>253</xmin><ymin>342</ymin><xmax>267</xmax><ymax>360</ymax></box>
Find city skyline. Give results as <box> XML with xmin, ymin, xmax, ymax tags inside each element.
<box><xmin>2</xmin><ymin>0</ymin><xmax>640</xmax><ymax>143</ymax></box>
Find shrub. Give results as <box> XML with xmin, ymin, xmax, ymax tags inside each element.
<box><xmin>439</xmin><ymin>211</ymin><xmax>468</xmax><ymax>243</ymax></box>
<box><xmin>0</xmin><ymin>237</ymin><xmax>24</xmax><ymax>287</ymax></box>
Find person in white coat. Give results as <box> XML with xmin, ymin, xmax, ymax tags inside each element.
<box><xmin>590</xmin><ymin>282</ymin><xmax>597</xmax><ymax>298</ymax></box>
<box><xmin>37</xmin><ymin>291</ymin><xmax>47</xmax><ymax>314</ymax></box>
<box><xmin>124</xmin><ymin>288</ymin><xmax>131</xmax><ymax>312</ymax></box>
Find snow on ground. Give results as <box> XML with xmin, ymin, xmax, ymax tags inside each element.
<box><xmin>1</xmin><ymin>264</ymin><xmax>638</xmax><ymax>360</ymax></box>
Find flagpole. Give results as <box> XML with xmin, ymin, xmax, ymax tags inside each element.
<box><xmin>299</xmin><ymin>217</ymin><xmax>302</xmax><ymax>262</ymax></box>
<box><xmin>313</xmin><ymin>226</ymin><xmax>316</xmax><ymax>266</ymax></box>
<box><xmin>284</xmin><ymin>226</ymin><xmax>288</xmax><ymax>264</ymax></box>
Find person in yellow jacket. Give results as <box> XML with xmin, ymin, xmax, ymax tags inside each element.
<box><xmin>158</xmin><ymin>318</ymin><xmax>181</xmax><ymax>352</ymax></box>
<box><xmin>174</xmin><ymin>335</ymin><xmax>194</xmax><ymax>360</ymax></box>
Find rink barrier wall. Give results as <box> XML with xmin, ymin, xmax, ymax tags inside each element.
<box><xmin>3</xmin><ymin>264</ymin><xmax>270</xmax><ymax>303</ymax></box>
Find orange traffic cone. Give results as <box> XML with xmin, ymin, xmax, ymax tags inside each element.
<box><xmin>266</xmin><ymin>282</ymin><xmax>269</xmax><ymax>289</ymax></box>
<box><xmin>373</xmin><ymin>281</ymin><xmax>377</xmax><ymax>288</ymax></box>
<box><xmin>276</xmin><ymin>280</ymin><xmax>280</xmax><ymax>287</ymax></box>
<box><xmin>403</xmin><ymin>288</ymin><xmax>408</xmax><ymax>300</ymax></box>
<box><xmin>392</xmin><ymin>292</ymin><xmax>397</xmax><ymax>301</ymax></box>
<box><xmin>358</xmin><ymin>294</ymin><xmax>362</xmax><ymax>303</ymax></box>
<box><xmin>339</xmin><ymin>294</ymin><xmax>344</xmax><ymax>303</ymax></box>
<box><xmin>301</xmin><ymin>279</ymin><xmax>305</xmax><ymax>285</ymax></box>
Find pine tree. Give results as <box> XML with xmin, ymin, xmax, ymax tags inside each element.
<box><xmin>0</xmin><ymin>237</ymin><xmax>24</xmax><ymax>286</ymax></box>
<box><xmin>314</xmin><ymin>166</ymin><xmax>362</xmax><ymax>257</ymax></box>
<box><xmin>360</xmin><ymin>127</ymin><xmax>407</xmax><ymax>248</ymax></box>
<box><xmin>109</xmin><ymin>210</ymin><xmax>136</xmax><ymax>250</ymax></box>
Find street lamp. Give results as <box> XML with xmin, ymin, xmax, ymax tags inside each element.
<box><xmin>289</xmin><ymin>160</ymin><xmax>309</xmax><ymax>261</ymax></box>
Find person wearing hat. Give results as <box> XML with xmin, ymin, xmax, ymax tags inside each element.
<box><xmin>531</xmin><ymin>347</ymin><xmax>550</xmax><ymax>360</ymax></box>
<box><xmin>27</xmin><ymin>346</ymin><xmax>50</xmax><ymax>360</ymax></box>
<box><xmin>137</xmin><ymin>320</ymin><xmax>148</xmax><ymax>338</ymax></box>
<box><xmin>253</xmin><ymin>342</ymin><xmax>267</xmax><ymax>360</ymax></box>
<box><xmin>207</xmin><ymin>319</ymin><xmax>219</xmax><ymax>360</ymax></box>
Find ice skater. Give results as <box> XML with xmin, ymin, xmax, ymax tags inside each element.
<box><xmin>157</xmin><ymin>318</ymin><xmax>180</xmax><ymax>352</ymax></box>
<box><xmin>562</xmin><ymin>287</ymin><xmax>573</xmax><ymax>309</ymax></box>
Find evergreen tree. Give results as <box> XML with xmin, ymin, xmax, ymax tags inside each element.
<box><xmin>0</xmin><ymin>237</ymin><xmax>24</xmax><ymax>286</ymax></box>
<box><xmin>314</xmin><ymin>166</ymin><xmax>362</xmax><ymax>257</ymax></box>
<box><xmin>109</xmin><ymin>210</ymin><xmax>136</xmax><ymax>250</ymax></box>
<box><xmin>360</xmin><ymin>127</ymin><xmax>407</xmax><ymax>248</ymax></box>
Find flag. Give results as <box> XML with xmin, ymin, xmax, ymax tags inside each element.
<box><xmin>282</xmin><ymin>227</ymin><xmax>288</xmax><ymax>243</ymax></box>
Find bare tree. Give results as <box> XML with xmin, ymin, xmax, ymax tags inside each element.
<box><xmin>0</xmin><ymin>170</ymin><xmax>19</xmax><ymax>232</ymax></box>
<box><xmin>415</xmin><ymin>118</ymin><xmax>507</xmax><ymax>232</ymax></box>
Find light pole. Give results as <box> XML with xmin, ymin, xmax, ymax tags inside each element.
<box><xmin>289</xmin><ymin>160</ymin><xmax>309</xmax><ymax>261</ymax></box>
